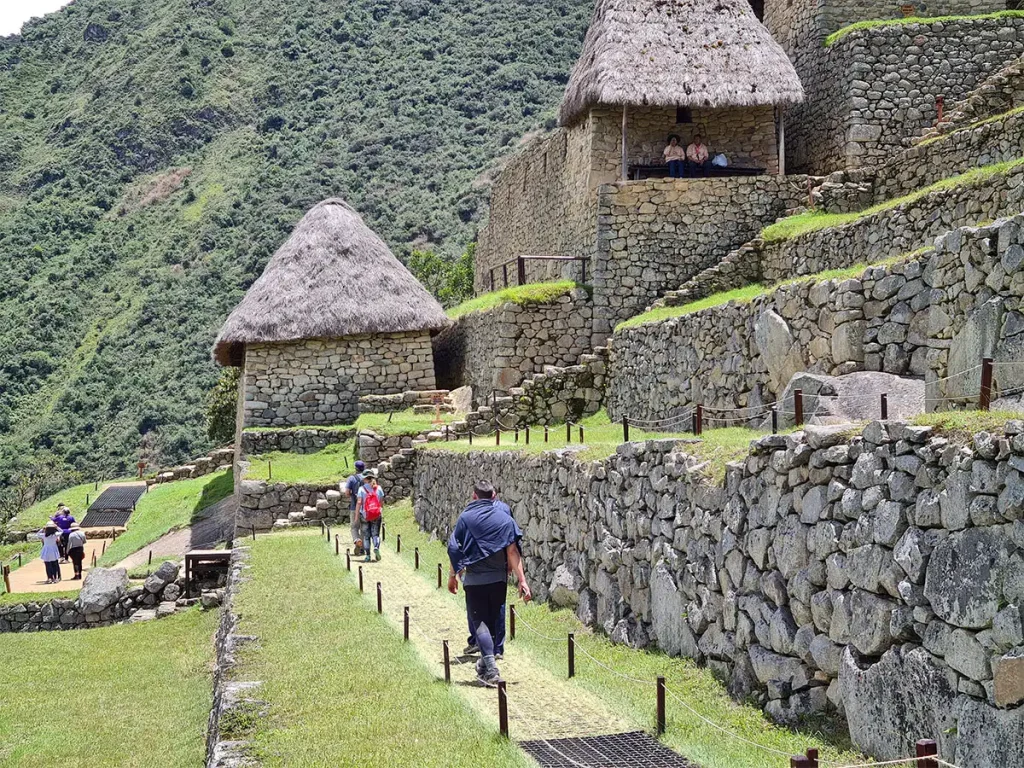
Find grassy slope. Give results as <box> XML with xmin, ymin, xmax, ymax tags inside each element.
<box><xmin>383</xmin><ymin>502</ymin><xmax>863</xmax><ymax>768</ymax></box>
<box><xmin>0</xmin><ymin>608</ymin><xmax>217</xmax><ymax>767</ymax></box>
<box><xmin>14</xmin><ymin>478</ymin><xmax>132</xmax><ymax>531</ymax></box>
<box><xmin>232</xmin><ymin>531</ymin><xmax>531</xmax><ymax>767</ymax></box>
<box><xmin>98</xmin><ymin>469</ymin><xmax>233</xmax><ymax>565</ymax></box>
<box><xmin>826</xmin><ymin>10</ymin><xmax>1024</xmax><ymax>46</ymax></box>
<box><xmin>918</xmin><ymin>104</ymin><xmax>1024</xmax><ymax>147</ymax></box>
<box><xmin>244</xmin><ymin>441</ymin><xmax>355</xmax><ymax>485</ymax></box>
<box><xmin>446</xmin><ymin>280</ymin><xmax>579</xmax><ymax>319</ymax></box>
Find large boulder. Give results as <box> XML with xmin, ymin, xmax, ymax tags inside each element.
<box><xmin>77</xmin><ymin>568</ymin><xmax>129</xmax><ymax>615</ymax></box>
<box><xmin>144</xmin><ymin>560</ymin><xmax>180</xmax><ymax>594</ymax></box>
<box><xmin>755</xmin><ymin>310</ymin><xmax>805</xmax><ymax>393</ymax></box>
<box><xmin>548</xmin><ymin>565</ymin><xmax>583</xmax><ymax>608</ymax></box>
<box><xmin>954</xmin><ymin>695</ymin><xmax>1024</xmax><ymax>768</ymax></box>
<box><xmin>924</xmin><ymin>527</ymin><xmax>1013</xmax><ymax>629</ymax></box>
<box><xmin>839</xmin><ymin>645</ymin><xmax>958</xmax><ymax>761</ymax></box>
<box><xmin>650</xmin><ymin>565</ymin><xmax>701</xmax><ymax>661</ymax></box>
<box><xmin>777</xmin><ymin>372</ymin><xmax>924</xmax><ymax>429</ymax></box>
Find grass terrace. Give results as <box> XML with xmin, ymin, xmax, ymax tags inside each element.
<box><xmin>97</xmin><ymin>469</ymin><xmax>233</xmax><ymax>566</ymax></box>
<box><xmin>825</xmin><ymin>10</ymin><xmax>1024</xmax><ymax>46</ymax></box>
<box><xmin>244</xmin><ymin>440</ymin><xmax>356</xmax><ymax>485</ymax></box>
<box><xmin>0</xmin><ymin>609</ymin><xmax>217</xmax><ymax>767</ymax></box>
<box><xmin>917</xmin><ymin>104</ymin><xmax>1024</xmax><ymax>147</ymax></box>
<box><xmin>913</xmin><ymin>410</ymin><xmax>1023</xmax><ymax>442</ymax></box>
<box><xmin>230</xmin><ymin>530</ymin><xmax>530</xmax><ymax>767</ymax></box>
<box><xmin>383</xmin><ymin>503</ymin><xmax>863</xmax><ymax>768</ymax></box>
<box><xmin>355</xmin><ymin>407</ymin><xmax>456</xmax><ymax>436</ymax></box>
<box><xmin>761</xmin><ymin>157</ymin><xmax>1024</xmax><ymax>243</ymax></box>
<box><xmin>446</xmin><ymin>280</ymin><xmax>580</xmax><ymax>320</ymax></box>
<box><xmin>14</xmin><ymin>477</ymin><xmax>132</xmax><ymax>532</ymax></box>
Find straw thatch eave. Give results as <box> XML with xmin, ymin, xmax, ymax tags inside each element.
<box><xmin>213</xmin><ymin>199</ymin><xmax>449</xmax><ymax>367</ymax></box>
<box><xmin>559</xmin><ymin>0</ymin><xmax>804</xmax><ymax>127</ymax></box>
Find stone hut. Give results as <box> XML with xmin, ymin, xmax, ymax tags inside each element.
<box><xmin>560</xmin><ymin>0</ymin><xmax>806</xmax><ymax>182</ymax></box>
<box><xmin>213</xmin><ymin>199</ymin><xmax>449</xmax><ymax>429</ymax></box>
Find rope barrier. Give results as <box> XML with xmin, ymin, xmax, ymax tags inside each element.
<box><xmin>509</xmin><ymin>609</ymin><xmax>566</xmax><ymax>643</ymax></box>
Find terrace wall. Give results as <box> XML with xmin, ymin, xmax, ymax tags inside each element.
<box><xmin>240</xmin><ymin>428</ymin><xmax>354</xmax><ymax>456</ymax></box>
<box><xmin>414</xmin><ymin>424</ymin><xmax>1024</xmax><ymax>765</ymax></box>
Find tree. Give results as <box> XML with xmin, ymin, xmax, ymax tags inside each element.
<box><xmin>206</xmin><ymin>367</ymin><xmax>241</xmax><ymax>445</ymax></box>
<box><xmin>408</xmin><ymin>243</ymin><xmax>475</xmax><ymax>308</ymax></box>
<box><xmin>0</xmin><ymin>455</ymin><xmax>81</xmax><ymax>539</ymax></box>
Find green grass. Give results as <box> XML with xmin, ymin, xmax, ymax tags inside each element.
<box><xmin>0</xmin><ymin>589</ymin><xmax>80</xmax><ymax>606</ymax></box>
<box><xmin>761</xmin><ymin>157</ymin><xmax>1024</xmax><ymax>243</ymax></box>
<box><xmin>244</xmin><ymin>441</ymin><xmax>356</xmax><ymax>485</ymax></box>
<box><xmin>826</xmin><ymin>10</ymin><xmax>1024</xmax><ymax>46</ymax></box>
<box><xmin>913</xmin><ymin>410</ymin><xmax>1023</xmax><ymax>442</ymax></box>
<box><xmin>355</xmin><ymin>407</ymin><xmax>456</xmax><ymax>436</ymax></box>
<box><xmin>0</xmin><ymin>542</ymin><xmax>41</xmax><ymax>596</ymax></box>
<box><xmin>231</xmin><ymin>530</ymin><xmax>531</xmax><ymax>767</ymax></box>
<box><xmin>424</xmin><ymin>410</ymin><xmax>770</xmax><ymax>483</ymax></box>
<box><xmin>97</xmin><ymin>469</ymin><xmax>233</xmax><ymax>566</ymax></box>
<box><xmin>14</xmin><ymin>478</ymin><xmax>132</xmax><ymax>532</ymax></box>
<box><xmin>918</xmin><ymin>104</ymin><xmax>1024</xmax><ymax>147</ymax></box>
<box><xmin>0</xmin><ymin>609</ymin><xmax>217</xmax><ymax>767</ymax></box>
<box><xmin>384</xmin><ymin>502</ymin><xmax>864</xmax><ymax>768</ymax></box>
<box><xmin>242</xmin><ymin>424</ymin><xmax>354</xmax><ymax>434</ymax></box>
<box><xmin>446</xmin><ymin>280</ymin><xmax>579</xmax><ymax>320</ymax></box>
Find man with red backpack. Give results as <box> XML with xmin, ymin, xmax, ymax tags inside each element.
<box><xmin>356</xmin><ymin>471</ymin><xmax>385</xmax><ymax>563</ymax></box>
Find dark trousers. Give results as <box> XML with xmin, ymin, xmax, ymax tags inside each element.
<box><xmin>667</xmin><ymin>159</ymin><xmax>685</xmax><ymax>178</ymax></box>
<box><xmin>44</xmin><ymin>560</ymin><xmax>61</xmax><ymax>581</ymax></box>
<box><xmin>468</xmin><ymin>597</ymin><xmax>506</xmax><ymax>654</ymax></box>
<box><xmin>58</xmin><ymin>532</ymin><xmax>70</xmax><ymax>560</ymax></box>
<box><xmin>69</xmin><ymin>547</ymin><xmax>85</xmax><ymax>577</ymax></box>
<box><xmin>465</xmin><ymin>581</ymin><xmax>507</xmax><ymax>658</ymax></box>
<box><xmin>688</xmin><ymin>159</ymin><xmax>711</xmax><ymax>177</ymax></box>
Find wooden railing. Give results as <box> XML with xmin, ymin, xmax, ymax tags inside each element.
<box><xmin>484</xmin><ymin>255</ymin><xmax>590</xmax><ymax>295</ymax></box>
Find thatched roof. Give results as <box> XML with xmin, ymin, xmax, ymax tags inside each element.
<box><xmin>559</xmin><ymin>0</ymin><xmax>804</xmax><ymax>126</ymax></box>
<box><xmin>213</xmin><ymin>199</ymin><xmax>448</xmax><ymax>366</ymax></box>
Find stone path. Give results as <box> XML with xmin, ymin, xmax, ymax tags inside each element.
<box><xmin>6</xmin><ymin>539</ymin><xmax>106</xmax><ymax>594</ymax></box>
<box><xmin>339</xmin><ymin>540</ymin><xmax>637</xmax><ymax>743</ymax></box>
<box><xmin>116</xmin><ymin>496</ymin><xmax>237</xmax><ymax>570</ymax></box>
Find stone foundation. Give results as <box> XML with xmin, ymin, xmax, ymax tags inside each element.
<box><xmin>240</xmin><ymin>428</ymin><xmax>354</xmax><ymax>457</ymax></box>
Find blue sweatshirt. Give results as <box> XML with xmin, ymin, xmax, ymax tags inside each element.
<box><xmin>447</xmin><ymin>499</ymin><xmax>522</xmax><ymax>584</ymax></box>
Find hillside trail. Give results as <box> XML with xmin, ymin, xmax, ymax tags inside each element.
<box><xmin>116</xmin><ymin>496</ymin><xmax>237</xmax><ymax>570</ymax></box>
<box><xmin>336</xmin><ymin>534</ymin><xmax>638</xmax><ymax>743</ymax></box>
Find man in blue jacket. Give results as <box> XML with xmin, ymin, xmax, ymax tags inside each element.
<box><xmin>464</xmin><ymin>495</ymin><xmax>514</xmax><ymax>658</ymax></box>
<box><xmin>448</xmin><ymin>481</ymin><xmax>532</xmax><ymax>686</ymax></box>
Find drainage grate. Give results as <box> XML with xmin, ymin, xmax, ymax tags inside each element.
<box><xmin>81</xmin><ymin>509</ymin><xmax>133</xmax><ymax>529</ymax></box>
<box><xmin>520</xmin><ymin>731</ymin><xmax>697</xmax><ymax>768</ymax></box>
<box><xmin>88</xmin><ymin>485</ymin><xmax>146</xmax><ymax>512</ymax></box>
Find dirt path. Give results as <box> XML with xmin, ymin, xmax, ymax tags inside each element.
<box><xmin>6</xmin><ymin>540</ymin><xmax>106</xmax><ymax>594</ymax></box>
<box><xmin>116</xmin><ymin>496</ymin><xmax>237</xmax><ymax>570</ymax></box>
<box><xmin>340</xmin><ymin>541</ymin><xmax>635</xmax><ymax>742</ymax></box>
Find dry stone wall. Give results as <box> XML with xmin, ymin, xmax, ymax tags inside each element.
<box><xmin>146</xmin><ymin>447</ymin><xmax>234</xmax><ymax>486</ymax></box>
<box><xmin>433</xmin><ymin>288</ymin><xmax>593</xmax><ymax>401</ymax></box>
<box><xmin>240</xmin><ymin>428</ymin><xmax>353</xmax><ymax>456</ymax></box>
<box><xmin>413</xmin><ymin>422</ymin><xmax>1024</xmax><ymax>766</ymax></box>
<box><xmin>243</xmin><ymin>332</ymin><xmax>436</xmax><ymax>428</ymax></box>
<box><xmin>608</xmin><ymin>216</ymin><xmax>1024</xmax><ymax>423</ymax></box>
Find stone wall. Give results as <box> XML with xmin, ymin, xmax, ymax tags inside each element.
<box><xmin>433</xmin><ymin>288</ymin><xmax>594</xmax><ymax>400</ymax></box>
<box><xmin>475</xmin><ymin>124</ymin><xmax>595</xmax><ymax>294</ymax></box>
<box><xmin>917</xmin><ymin>54</ymin><xmax>1024</xmax><ymax>143</ymax></box>
<box><xmin>413</xmin><ymin>423</ymin><xmax>1024</xmax><ymax>765</ymax></box>
<box><xmin>147</xmin><ymin>447</ymin><xmax>234</xmax><ymax>486</ymax></box>
<box><xmin>240</xmin><ymin>428</ymin><xmax>354</xmax><ymax>457</ymax></box>
<box><xmin>608</xmin><ymin>216</ymin><xmax>1024</xmax><ymax>423</ymax></box>
<box><xmin>591</xmin><ymin>177</ymin><xmax>809</xmax><ymax>340</ymax></box>
<box><xmin>242</xmin><ymin>332</ymin><xmax>436</xmax><ymax>428</ymax></box>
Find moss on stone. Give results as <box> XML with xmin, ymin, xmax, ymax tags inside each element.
<box><xmin>446</xmin><ymin>280</ymin><xmax>581</xmax><ymax>320</ymax></box>
<box><xmin>826</xmin><ymin>11</ymin><xmax>1024</xmax><ymax>47</ymax></box>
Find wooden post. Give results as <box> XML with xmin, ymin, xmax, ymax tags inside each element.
<box><xmin>510</xmin><ymin>604</ymin><xmax>516</xmax><ymax>640</ymax></box>
<box><xmin>696</xmin><ymin>405</ymin><xmax>703</xmax><ymax>436</ymax></box>
<box><xmin>346</xmin><ymin>550</ymin><xmax>351</xmax><ymax>571</ymax></box>
<box><xmin>656</xmin><ymin>677</ymin><xmax>666</xmax><ymax>736</ymax></box>
<box><xmin>502</xmin><ymin>263</ymin><xmax>508</xmax><ymax>288</ymax></box>
<box><xmin>325</xmin><ymin>524</ymin><xmax>330</xmax><ymax>543</ymax></box>
<box><xmin>381</xmin><ymin>522</ymin><xmax>386</xmax><ymax>542</ymax></box>
<box><xmin>498</xmin><ymin>681</ymin><xmax>509</xmax><ymax>738</ymax></box>
<box><xmin>496</xmin><ymin>429</ymin><xmax>501</xmax><ymax>447</ymax></box>
<box><xmin>777</xmin><ymin>106</ymin><xmax>786</xmax><ymax>177</ymax></box>
<box><xmin>794</xmin><ymin>389</ymin><xmax>804</xmax><ymax>427</ymax></box>
<box><xmin>916</xmin><ymin>739</ymin><xmax>938</xmax><ymax>768</ymax></box>
<box><xmin>396</xmin><ymin>534</ymin><xmax>401</xmax><ymax>554</ymax></box>
<box><xmin>691</xmin><ymin>411</ymin><xmax>698</xmax><ymax>435</ymax></box>
<box><xmin>566</xmin><ymin>422</ymin><xmax>571</xmax><ymax>443</ymax></box>
<box><xmin>335</xmin><ymin>535</ymin><xmax>340</xmax><ymax>556</ymax></box>
<box><xmin>621</xmin><ymin>104</ymin><xmax>629</xmax><ymax>182</ymax></box>
<box><xmin>437</xmin><ymin>563</ymin><xmax>443</xmax><ymax>589</ymax></box>
<box><xmin>772</xmin><ymin>407</ymin><xmax>779</xmax><ymax>434</ymax></box>
<box><xmin>579</xmin><ymin>425</ymin><xmax>584</xmax><ymax>443</ymax></box>
<box><xmin>148</xmin><ymin>550</ymin><xmax>153</xmax><ymax>566</ymax></box>
<box><xmin>805</xmin><ymin>748</ymin><xmax>819</xmax><ymax>767</ymax></box>
<box><xmin>544</xmin><ymin>426</ymin><xmax>549</xmax><ymax>443</ymax></box>
<box><xmin>414</xmin><ymin>547</ymin><xmax>420</xmax><ymax>570</ymax></box>
<box><xmin>469</xmin><ymin>430</ymin><xmax>473</xmax><ymax>446</ymax></box>
<box><xmin>376</xmin><ymin>582</ymin><xmax>382</xmax><ymax>614</ymax></box>
<box><xmin>622</xmin><ymin>417</ymin><xmax>629</xmax><ymax>442</ymax></box>
<box><xmin>490</xmin><ymin>270</ymin><xmax>495</xmax><ymax>292</ymax></box>
<box><xmin>358</xmin><ymin>566</ymin><xmax>364</xmax><ymax>593</ymax></box>
<box><xmin>403</xmin><ymin>607</ymin><xmax>410</xmax><ymax>641</ymax></box>
<box><xmin>791</xmin><ymin>758</ymin><xmax>814</xmax><ymax>768</ymax></box>
<box><xmin>268</xmin><ymin>460</ymin><xmax>272</xmax><ymax>480</ymax></box>
<box><xmin>525</xmin><ymin>426</ymin><xmax>530</xmax><ymax>445</ymax></box>
<box><xmin>251</xmin><ymin>525</ymin><xmax>256</xmax><ymax>541</ymax></box>
<box><xmin>980</xmin><ymin>357</ymin><xmax>994</xmax><ymax>411</ymax></box>
<box><xmin>568</xmin><ymin>633</ymin><xmax>576</xmax><ymax>678</ymax></box>
<box><xmin>443</xmin><ymin>640</ymin><xmax>451</xmax><ymax>683</ymax></box>
<box><xmin>514</xmin><ymin>428</ymin><xmax>519</xmax><ymax>444</ymax></box>
<box><xmin>517</xmin><ymin>256</ymin><xmax>526</xmax><ymax>286</ymax></box>
<box><xmin>102</xmin><ymin>540</ymin><xmax>106</xmax><ymax>555</ymax></box>
<box><xmin>880</xmin><ymin>393</ymin><xmax>889</xmax><ymax>420</ymax></box>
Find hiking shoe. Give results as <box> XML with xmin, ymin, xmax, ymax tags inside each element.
<box><xmin>495</xmin><ymin>652</ymin><xmax>504</xmax><ymax>660</ymax></box>
<box><xmin>374</xmin><ymin>549</ymin><xmax>381</xmax><ymax>562</ymax></box>
<box><xmin>475</xmin><ymin>658</ymin><xmax>486</xmax><ymax>677</ymax></box>
<box><xmin>364</xmin><ymin>555</ymin><xmax>371</xmax><ymax>563</ymax></box>
<box><xmin>477</xmin><ymin>667</ymin><xmax>503</xmax><ymax>688</ymax></box>
<box><xmin>463</xmin><ymin>643</ymin><xmax>480</xmax><ymax>655</ymax></box>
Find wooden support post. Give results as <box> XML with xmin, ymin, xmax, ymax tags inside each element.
<box><xmin>568</xmin><ymin>633</ymin><xmax>575</xmax><ymax>678</ymax></box>
<box><xmin>778</xmin><ymin>106</ymin><xmax>786</xmax><ymax>177</ymax></box>
<box><xmin>358</xmin><ymin>566</ymin><xmax>364</xmax><ymax>593</ymax></box>
<box><xmin>381</xmin><ymin>522</ymin><xmax>386</xmax><ymax>542</ymax></box>
<box><xmin>544</xmin><ymin>426</ymin><xmax>549</xmax><ymax>443</ymax></box>
<box><xmin>691</xmin><ymin>411</ymin><xmax>698</xmax><ymax>435</ymax></box>
<box><xmin>656</xmin><ymin>677</ymin><xmax>666</xmax><ymax>736</ymax></box>
<box><xmin>102</xmin><ymin>540</ymin><xmax>106</xmax><ymax>555</ymax></box>
<box><xmin>268</xmin><ymin>460</ymin><xmax>272</xmax><ymax>480</ymax></box>
<box><xmin>579</xmin><ymin>425</ymin><xmax>584</xmax><ymax>443</ymax></box>
<box><xmin>566</xmin><ymin>422</ymin><xmax>571</xmax><ymax>443</ymax></box>
<box><xmin>490</xmin><ymin>271</ymin><xmax>495</xmax><ymax>292</ymax></box>
<box><xmin>346</xmin><ymin>550</ymin><xmax>351</xmax><ymax>571</ymax></box>
<box><xmin>514</xmin><ymin>428</ymin><xmax>519</xmax><ymax>444</ymax></box>
<box><xmin>251</xmin><ymin>525</ymin><xmax>256</xmax><ymax>541</ymax></box>
<box><xmin>403</xmin><ymin>607</ymin><xmax>410</xmax><ymax>641</ymax></box>
<box><xmin>443</xmin><ymin>640</ymin><xmax>452</xmax><ymax>683</ymax></box>
<box><xmin>502</xmin><ymin>263</ymin><xmax>508</xmax><ymax>288</ymax></box>
<box><xmin>517</xmin><ymin>256</ymin><xmax>526</xmax><ymax>287</ymax></box>
<box><xmin>980</xmin><ymin>357</ymin><xmax>994</xmax><ymax>411</ymax></box>
<box><xmin>525</xmin><ymin>425</ymin><xmax>530</xmax><ymax>445</ymax></box>
<box><xmin>791</xmin><ymin>758</ymin><xmax>814</xmax><ymax>768</ymax></box>
<box><xmin>148</xmin><ymin>550</ymin><xmax>153</xmax><ymax>566</ymax></box>
<box><xmin>437</xmin><ymin>563</ymin><xmax>443</xmax><ymax>589</ymax></box>
<box><xmin>469</xmin><ymin>430</ymin><xmax>473</xmax><ymax>446</ymax></box>
<box><xmin>696</xmin><ymin>405</ymin><xmax>703</xmax><ymax>437</ymax></box>
<box><xmin>335</xmin><ymin>535</ymin><xmax>340</xmax><ymax>556</ymax></box>
<box><xmin>414</xmin><ymin>547</ymin><xmax>420</xmax><ymax>569</ymax></box>
<box><xmin>510</xmin><ymin>604</ymin><xmax>516</xmax><ymax>640</ymax></box>
<box><xmin>806</xmin><ymin>748</ymin><xmax>819</xmax><ymax>767</ymax></box>
<box><xmin>881</xmin><ymin>393</ymin><xmax>889</xmax><ymax>420</ymax></box>
<box><xmin>771</xmin><ymin>407</ymin><xmax>779</xmax><ymax>434</ymax></box>
<box><xmin>621</xmin><ymin>104</ymin><xmax>629</xmax><ymax>182</ymax></box>
<box><xmin>916</xmin><ymin>739</ymin><xmax>938</xmax><ymax>768</ymax></box>
<box><xmin>622</xmin><ymin>417</ymin><xmax>629</xmax><ymax>442</ymax></box>
<box><xmin>325</xmin><ymin>524</ymin><xmax>330</xmax><ymax>543</ymax></box>
<box><xmin>496</xmin><ymin>429</ymin><xmax>500</xmax><ymax>447</ymax></box>
<box><xmin>498</xmin><ymin>681</ymin><xmax>509</xmax><ymax>738</ymax></box>
<box><xmin>396</xmin><ymin>534</ymin><xmax>401</xmax><ymax>554</ymax></box>
<box><xmin>794</xmin><ymin>389</ymin><xmax>804</xmax><ymax>427</ymax></box>
<box><xmin>376</xmin><ymin>582</ymin><xmax>382</xmax><ymax>614</ymax></box>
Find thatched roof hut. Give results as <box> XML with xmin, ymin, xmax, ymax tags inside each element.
<box><xmin>559</xmin><ymin>0</ymin><xmax>804</xmax><ymax>127</ymax></box>
<box><xmin>213</xmin><ymin>199</ymin><xmax>448</xmax><ymax>366</ymax></box>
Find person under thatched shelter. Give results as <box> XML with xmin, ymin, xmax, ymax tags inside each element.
<box><xmin>559</xmin><ymin>0</ymin><xmax>804</xmax><ymax>180</ymax></box>
<box><xmin>213</xmin><ymin>198</ymin><xmax>449</xmax><ymax>429</ymax></box>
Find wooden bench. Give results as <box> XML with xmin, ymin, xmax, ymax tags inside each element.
<box><xmin>184</xmin><ymin>550</ymin><xmax>232</xmax><ymax>597</ymax></box>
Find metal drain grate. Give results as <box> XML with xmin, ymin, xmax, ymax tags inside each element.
<box><xmin>88</xmin><ymin>485</ymin><xmax>146</xmax><ymax>512</ymax></box>
<box><xmin>520</xmin><ymin>731</ymin><xmax>697</xmax><ymax>767</ymax></box>
<box><xmin>81</xmin><ymin>509</ymin><xmax>133</xmax><ymax>529</ymax></box>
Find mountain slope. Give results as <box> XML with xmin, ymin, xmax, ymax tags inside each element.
<box><xmin>0</xmin><ymin>0</ymin><xmax>590</xmax><ymax>485</ymax></box>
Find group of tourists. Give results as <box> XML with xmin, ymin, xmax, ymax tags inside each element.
<box><xmin>663</xmin><ymin>133</ymin><xmax>711</xmax><ymax>178</ymax></box>
<box><xmin>38</xmin><ymin>505</ymin><xmax>87</xmax><ymax>583</ymax></box>
<box><xmin>343</xmin><ymin>461</ymin><xmax>385</xmax><ymax>563</ymax></box>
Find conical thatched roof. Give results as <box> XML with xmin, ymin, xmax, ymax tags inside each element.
<box><xmin>213</xmin><ymin>199</ymin><xmax>448</xmax><ymax>366</ymax></box>
<box><xmin>559</xmin><ymin>0</ymin><xmax>804</xmax><ymax>126</ymax></box>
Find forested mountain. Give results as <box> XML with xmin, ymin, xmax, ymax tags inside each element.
<box><xmin>0</xmin><ymin>0</ymin><xmax>590</xmax><ymax>494</ymax></box>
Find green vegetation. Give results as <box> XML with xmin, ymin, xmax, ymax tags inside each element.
<box><xmin>0</xmin><ymin>541</ymin><xmax>40</xmax><ymax>596</ymax></box>
<box><xmin>206</xmin><ymin>367</ymin><xmax>241</xmax><ymax>444</ymax></box>
<box><xmin>245</xmin><ymin>441</ymin><xmax>356</xmax><ymax>485</ymax></box>
<box><xmin>384</xmin><ymin>502</ymin><xmax>863</xmax><ymax>768</ymax></box>
<box><xmin>97</xmin><ymin>469</ymin><xmax>233</xmax><ymax>565</ymax></box>
<box><xmin>917</xmin><ymin>104</ymin><xmax>1024</xmax><ymax>147</ymax></box>
<box><xmin>0</xmin><ymin>0</ymin><xmax>594</xmax><ymax>492</ymax></box>
<box><xmin>232</xmin><ymin>530</ymin><xmax>531</xmax><ymax>767</ymax></box>
<box><xmin>826</xmin><ymin>10</ymin><xmax>1024</xmax><ymax>46</ymax></box>
<box><xmin>446</xmin><ymin>280</ymin><xmax>580</xmax><ymax>319</ymax></box>
<box><xmin>0</xmin><ymin>589</ymin><xmax>80</xmax><ymax>606</ymax></box>
<box><xmin>913</xmin><ymin>410</ymin><xmax>1023</xmax><ymax>442</ymax></box>
<box><xmin>0</xmin><ymin>609</ymin><xmax>217</xmax><ymax>767</ymax></box>
<box><xmin>355</xmin><ymin>407</ymin><xmax>456</xmax><ymax>436</ymax></box>
<box><xmin>761</xmin><ymin>157</ymin><xmax>1024</xmax><ymax>243</ymax></box>
<box><xmin>409</xmin><ymin>244</ymin><xmax>476</xmax><ymax>308</ymax></box>
<box><xmin>14</xmin><ymin>478</ymin><xmax>128</xmax><ymax>532</ymax></box>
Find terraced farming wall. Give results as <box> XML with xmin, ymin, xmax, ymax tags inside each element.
<box><xmin>413</xmin><ymin>422</ymin><xmax>1024</xmax><ymax>766</ymax></box>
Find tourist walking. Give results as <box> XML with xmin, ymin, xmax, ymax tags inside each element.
<box><xmin>343</xmin><ymin>460</ymin><xmax>367</xmax><ymax>555</ymax></box>
<box><xmin>67</xmin><ymin>524</ymin><xmax>87</xmax><ymax>580</ymax></box>
<box><xmin>51</xmin><ymin>505</ymin><xmax>75</xmax><ymax>563</ymax></box>
<box><xmin>464</xmin><ymin>495</ymin><xmax>514</xmax><ymax>658</ymax></box>
<box><xmin>356</xmin><ymin>471</ymin><xmax>385</xmax><ymax>563</ymax></box>
<box><xmin>448</xmin><ymin>481</ymin><xmax>531</xmax><ymax>686</ymax></box>
<box><xmin>40</xmin><ymin>523</ymin><xmax>62</xmax><ymax>584</ymax></box>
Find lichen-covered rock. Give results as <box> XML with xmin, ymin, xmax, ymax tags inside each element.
<box><xmin>924</xmin><ymin>527</ymin><xmax>1013</xmax><ymax>629</ymax></box>
<box><xmin>77</xmin><ymin>568</ymin><xmax>128</xmax><ymax>615</ymax></box>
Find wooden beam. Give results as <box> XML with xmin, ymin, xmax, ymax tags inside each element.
<box><xmin>621</xmin><ymin>104</ymin><xmax>629</xmax><ymax>182</ymax></box>
<box><xmin>778</xmin><ymin>106</ymin><xmax>786</xmax><ymax>177</ymax></box>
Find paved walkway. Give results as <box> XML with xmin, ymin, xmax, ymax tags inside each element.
<box><xmin>339</xmin><ymin>538</ymin><xmax>636</xmax><ymax>742</ymax></box>
<box><xmin>6</xmin><ymin>539</ymin><xmax>106</xmax><ymax>594</ymax></box>
<box><xmin>117</xmin><ymin>496</ymin><xmax>237</xmax><ymax>570</ymax></box>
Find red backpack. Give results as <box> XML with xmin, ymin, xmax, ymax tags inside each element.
<box><xmin>363</xmin><ymin>487</ymin><xmax>382</xmax><ymax>521</ymax></box>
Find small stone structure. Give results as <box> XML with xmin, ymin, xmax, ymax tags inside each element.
<box><xmin>240</xmin><ymin>427</ymin><xmax>354</xmax><ymax>457</ymax></box>
<box><xmin>147</xmin><ymin>447</ymin><xmax>234</xmax><ymax>486</ymax></box>
<box><xmin>413</xmin><ymin>421</ymin><xmax>1024</xmax><ymax>765</ymax></box>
